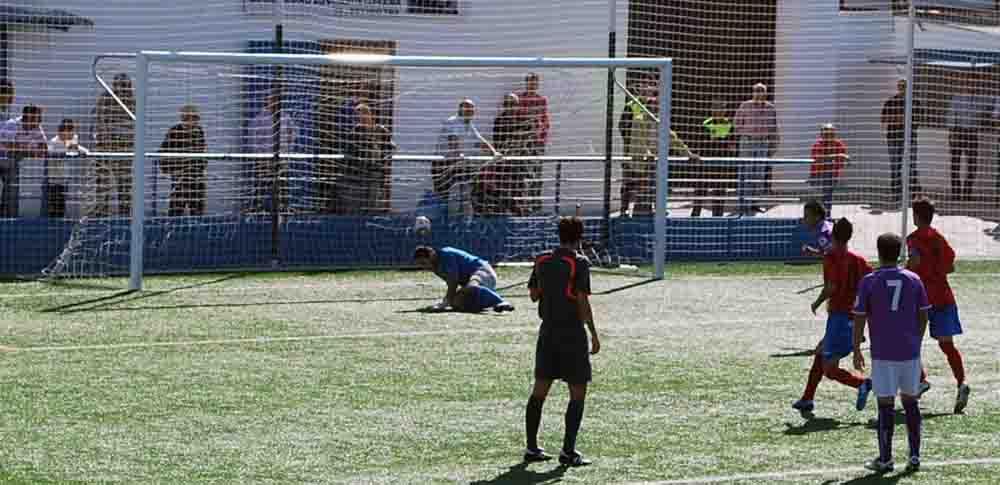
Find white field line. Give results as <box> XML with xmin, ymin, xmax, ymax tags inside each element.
<box><xmin>3</xmin><ymin>272</ymin><xmax>1000</xmax><ymax>301</ymax></box>
<box><xmin>7</xmin><ymin>326</ymin><xmax>535</xmax><ymax>353</ymax></box>
<box><xmin>628</xmin><ymin>457</ymin><xmax>1000</xmax><ymax>484</ymax></box>
<box><xmin>5</xmin><ymin>313</ymin><xmax>997</xmax><ymax>355</ymax></box>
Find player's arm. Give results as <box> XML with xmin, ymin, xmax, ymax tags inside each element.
<box><xmin>527</xmin><ymin>262</ymin><xmax>541</xmax><ymax>302</ymax></box>
<box><xmin>576</xmin><ymin>293</ymin><xmax>600</xmax><ymax>355</ymax></box>
<box><xmin>575</xmin><ymin>259</ymin><xmax>599</xmax><ymax>355</ymax></box>
<box><xmin>917</xmin><ymin>308</ymin><xmax>929</xmax><ymax>340</ymax></box>
<box><xmin>940</xmin><ymin>237</ymin><xmax>956</xmax><ymax>274</ymax></box>
<box><xmin>811</xmin><ymin>281</ymin><xmax>833</xmax><ymax>315</ymax></box>
<box><xmin>852</xmin><ymin>313</ymin><xmax>867</xmax><ymax>371</ymax></box>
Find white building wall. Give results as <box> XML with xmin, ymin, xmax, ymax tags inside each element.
<box><xmin>5</xmin><ymin>0</ymin><xmax>630</xmax><ymax>215</ymax></box>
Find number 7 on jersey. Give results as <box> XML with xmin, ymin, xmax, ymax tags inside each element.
<box><xmin>887</xmin><ymin>279</ymin><xmax>902</xmax><ymax>312</ymax></box>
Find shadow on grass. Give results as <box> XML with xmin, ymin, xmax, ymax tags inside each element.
<box><xmin>769</xmin><ymin>347</ymin><xmax>816</xmax><ymax>358</ymax></box>
<box><xmin>43</xmin><ymin>274</ymin><xmax>247</xmax><ymax>313</ymax></box>
<box><xmin>783</xmin><ymin>417</ymin><xmax>868</xmax><ymax>436</ymax></box>
<box><xmin>469</xmin><ymin>462</ymin><xmax>568</xmax><ymax>485</ymax></box>
<box><xmin>594</xmin><ymin>278</ymin><xmax>658</xmax><ymax>295</ymax></box>
<box><xmin>54</xmin><ymin>292</ymin><xmax>532</xmax><ymax>313</ymax></box>
<box><xmin>828</xmin><ymin>468</ymin><xmax>916</xmax><ymax>484</ymax></box>
<box><xmin>863</xmin><ymin>412</ymin><xmax>952</xmax><ymax>430</ymax></box>
<box><xmin>785</xmin><ymin>411</ymin><xmax>952</xmax><ymax>436</ymax></box>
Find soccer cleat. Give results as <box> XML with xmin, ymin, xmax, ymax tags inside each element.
<box><xmin>792</xmin><ymin>399</ymin><xmax>815</xmax><ymax>413</ymax></box>
<box><xmin>523</xmin><ymin>447</ymin><xmax>552</xmax><ymax>463</ymax></box>
<box><xmin>856</xmin><ymin>379</ymin><xmax>873</xmax><ymax>411</ymax></box>
<box><xmin>954</xmin><ymin>384</ymin><xmax>971</xmax><ymax>414</ymax></box>
<box><xmin>917</xmin><ymin>381</ymin><xmax>931</xmax><ymax>398</ymax></box>
<box><xmin>559</xmin><ymin>450</ymin><xmax>592</xmax><ymax>467</ymax></box>
<box><xmin>905</xmin><ymin>456</ymin><xmax>920</xmax><ymax>472</ymax></box>
<box><xmin>864</xmin><ymin>458</ymin><xmax>894</xmax><ymax>473</ymax></box>
<box><xmin>493</xmin><ymin>302</ymin><xmax>515</xmax><ymax>313</ymax></box>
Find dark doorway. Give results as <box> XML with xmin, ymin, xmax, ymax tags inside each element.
<box><xmin>626</xmin><ymin>0</ymin><xmax>778</xmax><ymax>150</ymax></box>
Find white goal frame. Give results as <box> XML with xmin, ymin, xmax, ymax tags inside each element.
<box><xmin>129</xmin><ymin>51</ymin><xmax>673</xmax><ymax>290</ymax></box>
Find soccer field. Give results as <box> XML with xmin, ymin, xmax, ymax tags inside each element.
<box><xmin>1</xmin><ymin>263</ymin><xmax>998</xmax><ymax>484</ymax></box>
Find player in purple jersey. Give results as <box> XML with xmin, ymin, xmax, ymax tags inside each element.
<box><xmin>853</xmin><ymin>233</ymin><xmax>930</xmax><ymax>474</ymax></box>
<box><xmin>801</xmin><ymin>200</ymin><xmax>833</xmax><ymax>257</ymax></box>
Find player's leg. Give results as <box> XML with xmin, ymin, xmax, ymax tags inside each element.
<box><xmin>460</xmin><ymin>265</ymin><xmax>514</xmax><ymax>313</ymax></box>
<box><xmin>560</xmin><ymin>382</ymin><xmax>591</xmax><ymax>467</ymax></box>
<box><xmin>899</xmin><ymin>358</ymin><xmax>923</xmax><ymax>472</ymax></box>
<box><xmin>819</xmin><ymin>313</ymin><xmax>870</xmax><ymax>408</ymax></box>
<box><xmin>525</xmin><ymin>377</ymin><xmax>554</xmax><ymax>462</ymax></box>
<box><xmin>559</xmin><ymin>333</ymin><xmax>593</xmax><ymax>467</ymax></box>
<box><xmin>794</xmin><ymin>340</ymin><xmax>824</xmax><ymax>412</ymax></box>
<box><xmin>868</xmin><ymin>359</ymin><xmax>898</xmax><ymax>473</ymax></box>
<box><xmin>929</xmin><ymin>305</ymin><xmax>970</xmax><ymax>412</ymax></box>
<box><xmin>526</xmin><ymin>328</ymin><xmax>556</xmax><ymax>462</ymax></box>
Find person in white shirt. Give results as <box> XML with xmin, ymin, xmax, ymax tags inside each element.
<box><xmin>0</xmin><ymin>105</ymin><xmax>47</xmax><ymax>217</ymax></box>
<box><xmin>434</xmin><ymin>99</ymin><xmax>489</xmax><ymax>212</ymax></box>
<box><xmin>47</xmin><ymin>118</ymin><xmax>87</xmax><ymax>218</ymax></box>
<box><xmin>246</xmin><ymin>93</ymin><xmax>298</xmax><ymax>212</ymax></box>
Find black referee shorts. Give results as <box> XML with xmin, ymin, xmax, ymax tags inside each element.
<box><xmin>534</xmin><ymin>324</ymin><xmax>592</xmax><ymax>385</ymax></box>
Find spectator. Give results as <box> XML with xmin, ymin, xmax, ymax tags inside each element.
<box><xmin>881</xmin><ymin>78</ymin><xmax>924</xmax><ymax>204</ymax></box>
<box><xmin>343</xmin><ymin>103</ymin><xmax>394</xmax><ymax>214</ymax></box>
<box><xmin>947</xmin><ymin>76</ymin><xmax>988</xmax><ymax>202</ymax></box>
<box><xmin>247</xmin><ymin>93</ymin><xmax>298</xmax><ymax>212</ymax></box>
<box><xmin>0</xmin><ymin>79</ymin><xmax>13</xmax><ymax>121</ymax></box>
<box><xmin>0</xmin><ymin>105</ymin><xmax>47</xmax><ymax>218</ymax></box>
<box><xmin>47</xmin><ymin>118</ymin><xmax>87</xmax><ymax>218</ymax></box>
<box><xmin>734</xmin><ymin>82</ymin><xmax>780</xmax><ymax>214</ymax></box>
<box><xmin>488</xmin><ymin>93</ymin><xmax>532</xmax><ymax>215</ymax></box>
<box><xmin>94</xmin><ymin>73</ymin><xmax>136</xmax><ymax>217</ymax></box>
<box><xmin>516</xmin><ymin>73</ymin><xmax>551</xmax><ymax>214</ymax></box>
<box><xmin>159</xmin><ymin>105</ymin><xmax>207</xmax><ymax>216</ymax></box>
<box><xmin>621</xmin><ymin>90</ymin><xmax>698</xmax><ymax>216</ymax></box>
<box><xmin>695</xmin><ymin>101</ymin><xmax>736</xmax><ymax>217</ymax></box>
<box><xmin>809</xmin><ymin>123</ymin><xmax>849</xmax><ymax>216</ymax></box>
<box><xmin>435</xmin><ymin>98</ymin><xmax>488</xmax><ymax>212</ymax></box>
<box><xmin>315</xmin><ymin>83</ymin><xmax>366</xmax><ymax>213</ymax></box>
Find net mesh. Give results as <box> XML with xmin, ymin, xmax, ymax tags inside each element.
<box><xmin>1</xmin><ymin>1</ymin><xmax>999</xmax><ymax>283</ymax></box>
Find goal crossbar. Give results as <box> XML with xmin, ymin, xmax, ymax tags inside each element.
<box><xmin>129</xmin><ymin>51</ymin><xmax>673</xmax><ymax>290</ymax></box>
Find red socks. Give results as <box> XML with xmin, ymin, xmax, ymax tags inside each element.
<box><xmin>824</xmin><ymin>366</ymin><xmax>865</xmax><ymax>389</ymax></box>
<box><xmin>801</xmin><ymin>353</ymin><xmax>823</xmax><ymax>401</ymax></box>
<box><xmin>939</xmin><ymin>341</ymin><xmax>966</xmax><ymax>386</ymax></box>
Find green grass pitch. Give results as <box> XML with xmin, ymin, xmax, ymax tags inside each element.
<box><xmin>1</xmin><ymin>262</ymin><xmax>998</xmax><ymax>484</ymax></box>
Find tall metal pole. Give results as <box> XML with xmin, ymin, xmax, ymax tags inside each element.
<box><xmin>602</xmin><ymin>0</ymin><xmax>616</xmax><ymax>248</ymax></box>
<box><xmin>654</xmin><ymin>63</ymin><xmax>671</xmax><ymax>280</ymax></box>
<box><xmin>900</xmin><ymin>2</ymin><xmax>915</xmax><ymax>254</ymax></box>
<box><xmin>270</xmin><ymin>1</ymin><xmax>284</xmax><ymax>267</ymax></box>
<box><xmin>129</xmin><ymin>54</ymin><xmax>149</xmax><ymax>291</ymax></box>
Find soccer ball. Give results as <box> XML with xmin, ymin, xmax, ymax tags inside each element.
<box><xmin>414</xmin><ymin>216</ymin><xmax>432</xmax><ymax>236</ymax></box>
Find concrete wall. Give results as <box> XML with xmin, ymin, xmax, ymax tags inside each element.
<box><xmin>5</xmin><ymin>0</ymin><xmax>629</xmax><ymax>215</ymax></box>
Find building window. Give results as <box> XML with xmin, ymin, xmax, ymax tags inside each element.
<box><xmin>407</xmin><ymin>0</ymin><xmax>459</xmax><ymax>15</ymax></box>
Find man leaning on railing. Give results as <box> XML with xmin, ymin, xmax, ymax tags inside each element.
<box><xmin>0</xmin><ymin>105</ymin><xmax>48</xmax><ymax>218</ymax></box>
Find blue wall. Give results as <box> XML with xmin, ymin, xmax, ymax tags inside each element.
<box><xmin>0</xmin><ymin>215</ymin><xmax>816</xmax><ymax>276</ymax></box>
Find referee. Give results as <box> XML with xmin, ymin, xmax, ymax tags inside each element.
<box><xmin>523</xmin><ymin>216</ymin><xmax>601</xmax><ymax>467</ymax></box>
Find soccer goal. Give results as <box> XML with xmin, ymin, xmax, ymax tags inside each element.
<box><xmin>45</xmin><ymin>52</ymin><xmax>673</xmax><ymax>290</ymax></box>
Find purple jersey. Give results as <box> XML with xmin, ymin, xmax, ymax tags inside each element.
<box><xmin>854</xmin><ymin>267</ymin><xmax>930</xmax><ymax>361</ymax></box>
<box><xmin>805</xmin><ymin>219</ymin><xmax>834</xmax><ymax>255</ymax></box>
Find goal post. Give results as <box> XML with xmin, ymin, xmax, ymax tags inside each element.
<box><xmin>127</xmin><ymin>51</ymin><xmax>674</xmax><ymax>290</ymax></box>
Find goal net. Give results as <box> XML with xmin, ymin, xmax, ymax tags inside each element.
<box><xmin>42</xmin><ymin>52</ymin><xmax>672</xmax><ymax>289</ymax></box>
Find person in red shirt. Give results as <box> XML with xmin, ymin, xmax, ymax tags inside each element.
<box><xmin>809</xmin><ymin>124</ymin><xmax>849</xmax><ymax>216</ymax></box>
<box><xmin>793</xmin><ymin>218</ymin><xmax>874</xmax><ymax>415</ymax></box>
<box><xmin>516</xmin><ymin>73</ymin><xmax>551</xmax><ymax>214</ymax></box>
<box><xmin>907</xmin><ymin>198</ymin><xmax>970</xmax><ymax>414</ymax></box>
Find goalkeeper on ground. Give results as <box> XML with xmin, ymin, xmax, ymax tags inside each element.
<box><xmin>413</xmin><ymin>246</ymin><xmax>515</xmax><ymax>313</ymax></box>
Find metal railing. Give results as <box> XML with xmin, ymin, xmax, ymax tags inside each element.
<box><xmin>1</xmin><ymin>152</ymin><xmax>814</xmax><ymax>218</ymax></box>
